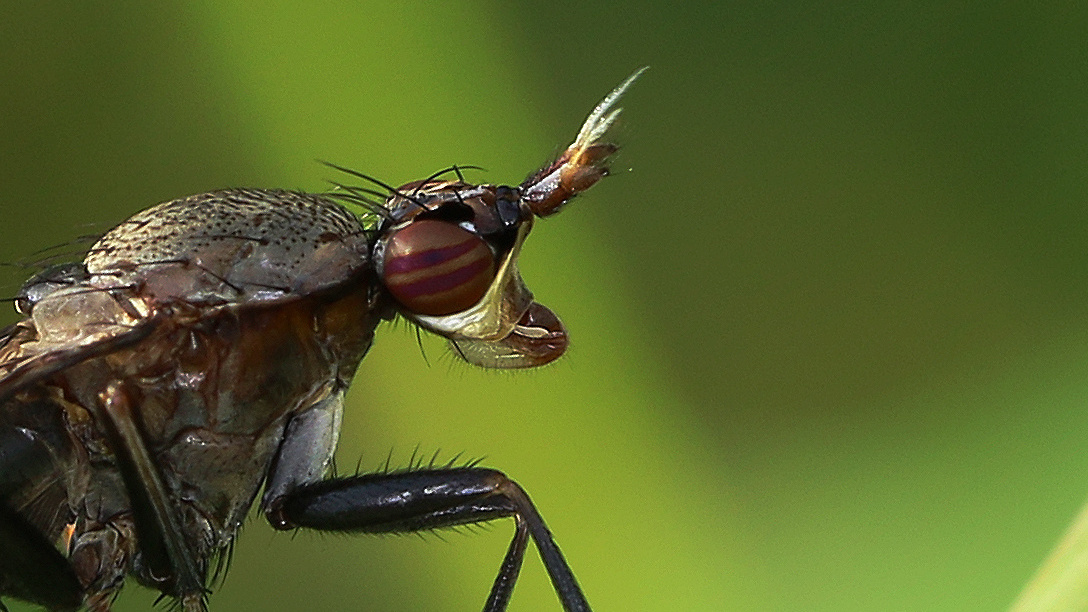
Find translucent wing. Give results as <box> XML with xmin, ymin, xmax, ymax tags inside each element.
<box><xmin>0</xmin><ymin>287</ymin><xmax>161</xmax><ymax>405</ymax></box>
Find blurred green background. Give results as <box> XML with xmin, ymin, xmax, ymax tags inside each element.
<box><xmin>2</xmin><ymin>2</ymin><xmax>1088</xmax><ymax>611</ymax></box>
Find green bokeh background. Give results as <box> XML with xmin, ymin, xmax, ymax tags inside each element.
<box><xmin>2</xmin><ymin>2</ymin><xmax>1087</xmax><ymax>611</ymax></box>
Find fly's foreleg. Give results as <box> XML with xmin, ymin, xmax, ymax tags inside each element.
<box><xmin>262</xmin><ymin>468</ymin><xmax>590</xmax><ymax>612</ymax></box>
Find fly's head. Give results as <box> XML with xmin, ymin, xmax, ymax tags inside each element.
<box><xmin>368</xmin><ymin>68</ymin><xmax>645</xmax><ymax>369</ymax></box>
<box><xmin>373</xmin><ymin>180</ymin><xmax>552</xmax><ymax>369</ymax></box>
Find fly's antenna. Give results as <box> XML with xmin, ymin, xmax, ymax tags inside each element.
<box><xmin>520</xmin><ymin>67</ymin><xmax>647</xmax><ymax>217</ymax></box>
<box><xmin>568</xmin><ymin>66</ymin><xmax>648</xmax><ymax>164</ymax></box>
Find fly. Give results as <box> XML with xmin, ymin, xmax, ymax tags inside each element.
<box><xmin>0</xmin><ymin>68</ymin><xmax>645</xmax><ymax>612</ymax></box>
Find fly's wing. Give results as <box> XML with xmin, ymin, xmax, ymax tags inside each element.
<box><xmin>0</xmin><ymin>292</ymin><xmax>199</xmax><ymax>611</ymax></box>
<box><xmin>0</xmin><ymin>284</ymin><xmax>164</xmax><ymax>535</ymax></box>
<box><xmin>0</xmin><ymin>286</ymin><xmax>208</xmax><ymax>604</ymax></box>
<box><xmin>0</xmin><ymin>286</ymin><xmax>161</xmax><ymax>406</ymax></box>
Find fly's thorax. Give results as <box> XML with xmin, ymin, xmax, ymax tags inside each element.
<box><xmin>9</xmin><ymin>186</ymin><xmax>385</xmax><ymax>458</ymax></box>
<box><xmin>51</xmin><ymin>274</ymin><xmax>382</xmax><ymax>598</ymax></box>
<box><xmin>83</xmin><ymin>189</ymin><xmax>373</xmax><ymax>306</ymax></box>
<box><xmin>1</xmin><ymin>189</ymin><xmax>388</xmax><ymax>602</ymax></box>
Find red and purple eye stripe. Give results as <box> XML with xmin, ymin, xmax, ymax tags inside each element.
<box><xmin>382</xmin><ymin>220</ymin><xmax>496</xmax><ymax>316</ymax></box>
<box><xmin>385</xmin><ymin>246</ymin><xmax>492</xmax><ymax>299</ymax></box>
<box><xmin>383</xmin><ymin>237</ymin><xmax>479</xmax><ymax>276</ymax></box>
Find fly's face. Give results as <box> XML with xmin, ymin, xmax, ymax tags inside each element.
<box><xmin>375</xmin><ymin>181</ymin><xmax>563</xmax><ymax>368</ymax></box>
<box><xmin>371</xmin><ymin>67</ymin><xmax>646</xmax><ymax>369</ymax></box>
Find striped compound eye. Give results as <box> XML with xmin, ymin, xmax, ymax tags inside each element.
<box><xmin>381</xmin><ymin>219</ymin><xmax>497</xmax><ymax>316</ymax></box>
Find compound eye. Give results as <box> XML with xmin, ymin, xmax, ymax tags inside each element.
<box><xmin>381</xmin><ymin>219</ymin><xmax>497</xmax><ymax>316</ymax></box>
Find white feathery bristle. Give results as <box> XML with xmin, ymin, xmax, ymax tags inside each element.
<box><xmin>570</xmin><ymin>66</ymin><xmax>648</xmax><ymax>151</ymax></box>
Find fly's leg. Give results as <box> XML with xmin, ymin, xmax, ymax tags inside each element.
<box><xmin>263</xmin><ymin>468</ymin><xmax>590</xmax><ymax>612</ymax></box>
<box><xmin>262</xmin><ymin>393</ymin><xmax>588</xmax><ymax>611</ymax></box>
<box><xmin>96</xmin><ymin>382</ymin><xmax>207</xmax><ymax>611</ymax></box>
<box><xmin>0</xmin><ymin>427</ymin><xmax>82</xmax><ymax>612</ymax></box>
<box><xmin>0</xmin><ymin>504</ymin><xmax>81</xmax><ymax>612</ymax></box>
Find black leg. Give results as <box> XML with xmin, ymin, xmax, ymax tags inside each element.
<box><xmin>482</xmin><ymin>514</ymin><xmax>533</xmax><ymax>612</ymax></box>
<box><xmin>0</xmin><ymin>428</ymin><xmax>82</xmax><ymax>612</ymax></box>
<box><xmin>0</xmin><ymin>504</ymin><xmax>82</xmax><ymax>612</ymax></box>
<box><xmin>265</xmin><ymin>467</ymin><xmax>591</xmax><ymax>612</ymax></box>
